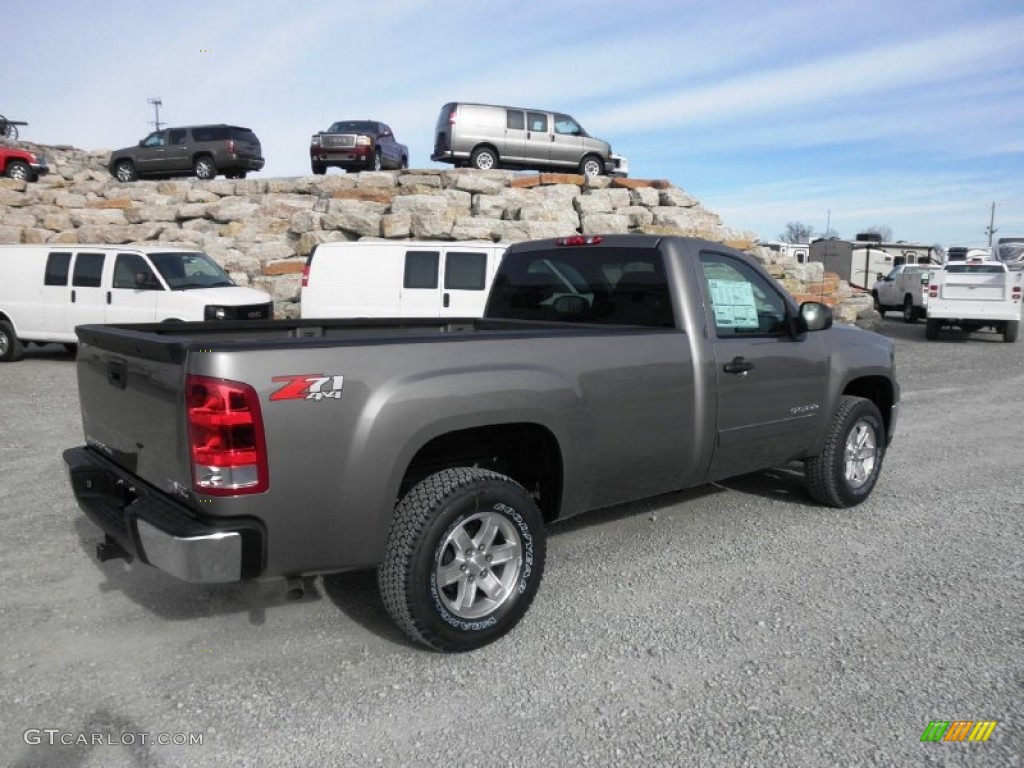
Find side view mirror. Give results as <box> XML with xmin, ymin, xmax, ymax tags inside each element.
<box><xmin>798</xmin><ymin>301</ymin><xmax>833</xmax><ymax>332</ymax></box>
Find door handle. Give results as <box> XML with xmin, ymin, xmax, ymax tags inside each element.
<box><xmin>71</xmin><ymin>289</ymin><xmax>76</xmax><ymax>303</ymax></box>
<box><xmin>723</xmin><ymin>356</ymin><xmax>754</xmax><ymax>375</ymax></box>
<box><xmin>443</xmin><ymin>292</ymin><xmax>450</xmax><ymax>308</ymax></box>
<box><xmin>107</xmin><ymin>291</ymin><xmax>112</xmax><ymax>305</ymax></box>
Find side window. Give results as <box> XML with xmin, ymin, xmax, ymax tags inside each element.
<box><xmin>884</xmin><ymin>267</ymin><xmax>901</xmax><ymax>280</ymax></box>
<box><xmin>167</xmin><ymin>129</ymin><xmax>187</xmax><ymax>145</ymax></box>
<box><xmin>553</xmin><ymin>114</ymin><xmax>581</xmax><ymax>135</ymax></box>
<box><xmin>113</xmin><ymin>254</ymin><xmax>157</xmax><ymax>289</ymax></box>
<box><xmin>527</xmin><ymin>112</ymin><xmax>548</xmax><ymax>133</ymax></box>
<box><xmin>700</xmin><ymin>253</ymin><xmax>788</xmax><ymax>336</ymax></box>
<box><xmin>445</xmin><ymin>252</ymin><xmax>487</xmax><ymax>291</ymax></box>
<box><xmin>506</xmin><ymin>110</ymin><xmax>525</xmax><ymax>130</ymax></box>
<box><xmin>71</xmin><ymin>252</ymin><xmax>106</xmax><ymax>288</ymax></box>
<box><xmin>44</xmin><ymin>252</ymin><xmax>72</xmax><ymax>286</ymax></box>
<box><xmin>404</xmin><ymin>251</ymin><xmax>439</xmax><ymax>289</ymax></box>
<box><xmin>141</xmin><ymin>132</ymin><xmax>165</xmax><ymax>148</ymax></box>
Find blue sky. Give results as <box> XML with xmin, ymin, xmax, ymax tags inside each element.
<box><xmin>7</xmin><ymin>0</ymin><xmax>1023</xmax><ymax>247</ymax></box>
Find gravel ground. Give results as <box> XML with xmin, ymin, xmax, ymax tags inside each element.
<box><xmin>1</xmin><ymin>319</ymin><xmax>1021</xmax><ymax>768</ymax></box>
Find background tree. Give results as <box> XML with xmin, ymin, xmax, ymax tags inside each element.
<box><xmin>778</xmin><ymin>221</ymin><xmax>815</xmax><ymax>243</ymax></box>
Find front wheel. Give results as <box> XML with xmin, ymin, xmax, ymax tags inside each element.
<box><xmin>379</xmin><ymin>467</ymin><xmax>546</xmax><ymax>652</ymax></box>
<box><xmin>193</xmin><ymin>156</ymin><xmax>217</xmax><ymax>180</ymax></box>
<box><xmin>579</xmin><ymin>155</ymin><xmax>604</xmax><ymax>178</ymax></box>
<box><xmin>5</xmin><ymin>160</ymin><xmax>31</xmax><ymax>181</ymax></box>
<box><xmin>0</xmin><ymin>320</ymin><xmax>24</xmax><ymax>362</ymax></box>
<box><xmin>1004</xmin><ymin>319</ymin><xmax>1019</xmax><ymax>343</ymax></box>
<box><xmin>372</xmin><ymin>149</ymin><xmax>382</xmax><ymax>172</ymax></box>
<box><xmin>805</xmin><ymin>395</ymin><xmax>886</xmax><ymax>508</ymax></box>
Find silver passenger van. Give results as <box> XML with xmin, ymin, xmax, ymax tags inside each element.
<box><xmin>431</xmin><ymin>102</ymin><xmax>622</xmax><ymax>177</ymax></box>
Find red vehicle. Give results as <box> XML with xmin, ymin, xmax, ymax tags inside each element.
<box><xmin>309</xmin><ymin>120</ymin><xmax>408</xmax><ymax>174</ymax></box>
<box><xmin>0</xmin><ymin>146</ymin><xmax>49</xmax><ymax>181</ymax></box>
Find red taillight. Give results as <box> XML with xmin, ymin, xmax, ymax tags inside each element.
<box><xmin>186</xmin><ymin>375</ymin><xmax>268</xmax><ymax>495</ymax></box>
<box><xmin>301</xmin><ymin>262</ymin><xmax>311</xmax><ymax>288</ymax></box>
<box><xmin>556</xmin><ymin>235</ymin><xmax>604</xmax><ymax>246</ymax></box>
<box><xmin>227</xmin><ymin>139</ymin><xmax>235</xmax><ymax>154</ymax></box>
<box><xmin>448</xmin><ymin>109</ymin><xmax>457</xmax><ymax>124</ymax></box>
<box><xmin>929</xmin><ymin>285</ymin><xmax>938</xmax><ymax>298</ymax></box>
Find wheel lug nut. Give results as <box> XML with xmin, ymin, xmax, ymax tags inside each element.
<box><xmin>486</xmin><ymin>555</ymin><xmax>492</xmax><ymax>562</ymax></box>
<box><xmin>468</xmin><ymin>576</ymin><xmax>475</xmax><ymax>583</ymax></box>
<box><xmin>460</xmin><ymin>565</ymin><xmax>467</xmax><ymax>572</ymax></box>
<box><xmin>480</xmin><ymin>569</ymin><xmax>488</xmax><ymax>577</ymax></box>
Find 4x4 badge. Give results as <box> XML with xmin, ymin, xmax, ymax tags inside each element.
<box><xmin>270</xmin><ymin>374</ymin><xmax>345</xmax><ymax>402</ymax></box>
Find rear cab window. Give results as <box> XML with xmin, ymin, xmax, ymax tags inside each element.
<box><xmin>487</xmin><ymin>246</ymin><xmax>674</xmax><ymax>327</ymax></box>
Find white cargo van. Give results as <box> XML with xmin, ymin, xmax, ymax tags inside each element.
<box><xmin>0</xmin><ymin>244</ymin><xmax>274</xmax><ymax>362</ymax></box>
<box><xmin>301</xmin><ymin>240</ymin><xmax>507</xmax><ymax>319</ymax></box>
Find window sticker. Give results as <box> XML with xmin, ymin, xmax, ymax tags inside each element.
<box><xmin>708</xmin><ymin>278</ymin><xmax>759</xmax><ymax>329</ymax></box>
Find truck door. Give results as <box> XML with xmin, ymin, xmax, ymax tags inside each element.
<box><xmin>875</xmin><ymin>265</ymin><xmax>903</xmax><ymax>306</ymax></box>
<box><xmin>502</xmin><ymin>109</ymin><xmax>528</xmax><ymax>163</ymax></box>
<box><xmin>135</xmin><ymin>131</ymin><xmax>169</xmax><ymax>175</ymax></box>
<box><xmin>39</xmin><ymin>250</ymin><xmax>73</xmax><ymax>336</ymax></box>
<box><xmin>524</xmin><ymin>111</ymin><xmax>551</xmax><ymax>166</ymax></box>
<box><xmin>698</xmin><ymin>250</ymin><xmax>828</xmax><ymax>479</ymax></box>
<box><xmin>550</xmin><ymin>113</ymin><xmax>586</xmax><ymax>169</ymax></box>
<box><xmin>440</xmin><ymin>249</ymin><xmax>492</xmax><ymax>317</ymax></box>
<box><xmin>399</xmin><ymin>249</ymin><xmax>442</xmax><ymax>317</ymax></box>
<box><xmin>105</xmin><ymin>252</ymin><xmax>162</xmax><ymax>323</ymax></box>
<box><xmin>162</xmin><ymin>128</ymin><xmax>190</xmax><ymax>172</ymax></box>
<box><xmin>69</xmin><ymin>251</ymin><xmax>108</xmax><ymax>328</ymax></box>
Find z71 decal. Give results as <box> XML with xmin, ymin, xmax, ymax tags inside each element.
<box><xmin>270</xmin><ymin>374</ymin><xmax>345</xmax><ymax>402</ymax></box>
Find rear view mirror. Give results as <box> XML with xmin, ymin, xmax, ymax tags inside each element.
<box><xmin>799</xmin><ymin>301</ymin><xmax>833</xmax><ymax>332</ymax></box>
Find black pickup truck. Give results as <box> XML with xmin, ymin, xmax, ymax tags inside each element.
<box><xmin>309</xmin><ymin>120</ymin><xmax>409</xmax><ymax>174</ymax></box>
<box><xmin>64</xmin><ymin>235</ymin><xmax>899</xmax><ymax>652</ymax></box>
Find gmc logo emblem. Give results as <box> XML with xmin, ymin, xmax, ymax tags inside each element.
<box><xmin>247</xmin><ymin>311</ymin><xmax>262</xmax><ymax>319</ymax></box>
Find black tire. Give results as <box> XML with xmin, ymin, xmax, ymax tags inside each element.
<box><xmin>379</xmin><ymin>467</ymin><xmax>546</xmax><ymax>652</ymax></box>
<box><xmin>311</xmin><ymin>162</ymin><xmax>326</xmax><ymax>175</ymax></box>
<box><xmin>0</xmin><ymin>320</ymin><xmax>24</xmax><ymax>362</ymax></box>
<box><xmin>925</xmin><ymin>318</ymin><xmax>940</xmax><ymax>340</ymax></box>
<box><xmin>372</xmin><ymin>149</ymin><xmax>382</xmax><ymax>172</ymax></box>
<box><xmin>401</xmin><ymin>155</ymin><xmax>409</xmax><ymax>170</ymax></box>
<box><xmin>902</xmin><ymin>295</ymin><xmax>919</xmax><ymax>324</ymax></box>
<box><xmin>470</xmin><ymin>146</ymin><xmax>498</xmax><ymax>171</ymax></box>
<box><xmin>5</xmin><ymin>160</ymin><xmax>32</xmax><ymax>181</ymax></box>
<box><xmin>805</xmin><ymin>395</ymin><xmax>886</xmax><ymax>508</ymax></box>
<box><xmin>63</xmin><ymin>343</ymin><xmax>78</xmax><ymax>355</ymax></box>
<box><xmin>113</xmin><ymin>160</ymin><xmax>138</xmax><ymax>182</ymax></box>
<box><xmin>871</xmin><ymin>291</ymin><xmax>884</xmax><ymax>315</ymax></box>
<box><xmin>193</xmin><ymin>155</ymin><xmax>217</xmax><ymax>180</ymax></box>
<box><xmin>1004</xmin><ymin>319</ymin><xmax>1019</xmax><ymax>343</ymax></box>
<box><xmin>579</xmin><ymin>154</ymin><xmax>604</xmax><ymax>178</ymax></box>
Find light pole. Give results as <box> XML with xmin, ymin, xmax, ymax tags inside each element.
<box><xmin>148</xmin><ymin>97</ymin><xmax>164</xmax><ymax>132</ymax></box>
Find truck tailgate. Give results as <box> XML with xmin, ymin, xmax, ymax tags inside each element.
<box><xmin>940</xmin><ymin>275</ymin><xmax>1007</xmax><ymax>301</ymax></box>
<box><xmin>75</xmin><ymin>331</ymin><xmax>191</xmax><ymax>497</ymax></box>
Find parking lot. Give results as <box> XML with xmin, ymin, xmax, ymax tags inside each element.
<box><xmin>2</xmin><ymin>319</ymin><xmax>1021</xmax><ymax>768</ymax></box>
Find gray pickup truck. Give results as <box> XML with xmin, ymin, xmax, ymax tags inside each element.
<box><xmin>64</xmin><ymin>235</ymin><xmax>899</xmax><ymax>652</ymax></box>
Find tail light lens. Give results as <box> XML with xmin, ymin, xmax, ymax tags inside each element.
<box><xmin>448</xmin><ymin>109</ymin><xmax>457</xmax><ymax>124</ymax></box>
<box><xmin>187</xmin><ymin>375</ymin><xmax>268</xmax><ymax>495</ymax></box>
<box><xmin>929</xmin><ymin>285</ymin><xmax>938</xmax><ymax>298</ymax></box>
<box><xmin>301</xmin><ymin>254</ymin><xmax>314</xmax><ymax>287</ymax></box>
<box><xmin>557</xmin><ymin>235</ymin><xmax>604</xmax><ymax>246</ymax></box>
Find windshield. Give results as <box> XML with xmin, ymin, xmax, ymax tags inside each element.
<box><xmin>326</xmin><ymin>121</ymin><xmax>377</xmax><ymax>134</ymax></box>
<box><xmin>149</xmin><ymin>252</ymin><xmax>234</xmax><ymax>290</ymax></box>
<box><xmin>995</xmin><ymin>241</ymin><xmax>1024</xmax><ymax>263</ymax></box>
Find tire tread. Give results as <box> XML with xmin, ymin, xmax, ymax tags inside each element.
<box><xmin>805</xmin><ymin>395</ymin><xmax>883</xmax><ymax>508</ymax></box>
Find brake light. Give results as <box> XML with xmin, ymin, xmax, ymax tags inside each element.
<box><xmin>1013</xmin><ymin>286</ymin><xmax>1021</xmax><ymax>301</ymax></box>
<box><xmin>187</xmin><ymin>375</ymin><xmax>268</xmax><ymax>495</ymax></box>
<box><xmin>556</xmin><ymin>235</ymin><xmax>604</xmax><ymax>246</ymax></box>
<box><xmin>301</xmin><ymin>258</ymin><xmax>311</xmax><ymax>288</ymax></box>
<box><xmin>929</xmin><ymin>285</ymin><xmax>938</xmax><ymax>298</ymax></box>
<box><xmin>448</xmin><ymin>109</ymin><xmax>457</xmax><ymax>125</ymax></box>
<box><xmin>227</xmin><ymin>139</ymin><xmax>235</xmax><ymax>154</ymax></box>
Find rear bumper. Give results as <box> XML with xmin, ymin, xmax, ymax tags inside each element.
<box><xmin>63</xmin><ymin>447</ymin><xmax>264</xmax><ymax>583</ymax></box>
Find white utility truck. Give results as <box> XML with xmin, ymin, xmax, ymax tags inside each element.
<box><xmin>872</xmin><ymin>264</ymin><xmax>942</xmax><ymax>323</ymax></box>
<box><xmin>924</xmin><ymin>260</ymin><xmax>1022</xmax><ymax>342</ymax></box>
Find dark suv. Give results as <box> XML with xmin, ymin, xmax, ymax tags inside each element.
<box><xmin>309</xmin><ymin>120</ymin><xmax>408</xmax><ymax>174</ymax></box>
<box><xmin>108</xmin><ymin>124</ymin><xmax>265</xmax><ymax>181</ymax></box>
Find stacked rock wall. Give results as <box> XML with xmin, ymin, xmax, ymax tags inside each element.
<box><xmin>0</xmin><ymin>139</ymin><xmax>877</xmax><ymax>326</ymax></box>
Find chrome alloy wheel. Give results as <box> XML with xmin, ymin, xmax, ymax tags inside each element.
<box><xmin>434</xmin><ymin>511</ymin><xmax>523</xmax><ymax>620</ymax></box>
<box><xmin>844</xmin><ymin>419</ymin><xmax>878</xmax><ymax>489</ymax></box>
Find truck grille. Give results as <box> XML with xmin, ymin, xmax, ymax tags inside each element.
<box><xmin>322</xmin><ymin>134</ymin><xmax>356</xmax><ymax>149</ymax></box>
